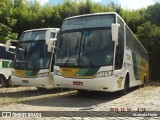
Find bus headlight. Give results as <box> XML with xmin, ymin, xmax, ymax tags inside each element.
<box><xmin>96</xmin><ymin>71</ymin><xmax>112</xmax><ymax>77</ymax></box>
<box><xmin>37</xmin><ymin>72</ymin><xmax>49</xmax><ymax>78</ymax></box>
<box><xmin>54</xmin><ymin>70</ymin><xmax>62</xmax><ymax>76</ymax></box>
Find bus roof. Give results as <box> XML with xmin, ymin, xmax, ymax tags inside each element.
<box><xmin>23</xmin><ymin>28</ymin><xmax>60</xmax><ymax>33</ymax></box>
<box><xmin>64</xmin><ymin>12</ymin><xmax>117</xmax><ymax>20</ymax></box>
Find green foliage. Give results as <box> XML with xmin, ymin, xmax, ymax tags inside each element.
<box><xmin>120</xmin><ymin>10</ymin><xmax>144</xmax><ymax>33</ymax></box>
<box><xmin>144</xmin><ymin>3</ymin><xmax>160</xmax><ymax>26</ymax></box>
<box><xmin>137</xmin><ymin>22</ymin><xmax>160</xmax><ymax>53</ymax></box>
<box><xmin>136</xmin><ymin>21</ymin><xmax>160</xmax><ymax>80</ymax></box>
<box><xmin>0</xmin><ymin>0</ymin><xmax>18</xmax><ymax>43</ymax></box>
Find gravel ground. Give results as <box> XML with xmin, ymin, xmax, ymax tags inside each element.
<box><xmin>0</xmin><ymin>83</ymin><xmax>160</xmax><ymax>120</ymax></box>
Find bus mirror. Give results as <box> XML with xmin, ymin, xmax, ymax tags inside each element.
<box><xmin>46</xmin><ymin>29</ymin><xmax>57</xmax><ymax>52</ymax></box>
<box><xmin>47</xmin><ymin>46</ymin><xmax>52</xmax><ymax>52</ymax></box>
<box><xmin>112</xmin><ymin>24</ymin><xmax>120</xmax><ymax>43</ymax></box>
<box><xmin>6</xmin><ymin>40</ymin><xmax>18</xmax><ymax>53</ymax></box>
<box><xmin>47</xmin><ymin>38</ymin><xmax>57</xmax><ymax>52</ymax></box>
<box><xmin>46</xmin><ymin>29</ymin><xmax>51</xmax><ymax>45</ymax></box>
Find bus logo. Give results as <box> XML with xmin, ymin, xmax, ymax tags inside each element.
<box><xmin>2</xmin><ymin>112</ymin><xmax>11</xmax><ymax>117</ymax></box>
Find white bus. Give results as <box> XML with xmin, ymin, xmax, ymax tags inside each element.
<box><xmin>52</xmin><ymin>12</ymin><xmax>149</xmax><ymax>94</ymax></box>
<box><xmin>0</xmin><ymin>43</ymin><xmax>15</xmax><ymax>87</ymax></box>
<box><xmin>6</xmin><ymin>28</ymin><xmax>59</xmax><ymax>90</ymax></box>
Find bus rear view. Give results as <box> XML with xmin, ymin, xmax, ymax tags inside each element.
<box><xmin>54</xmin><ymin>12</ymin><xmax>149</xmax><ymax>94</ymax></box>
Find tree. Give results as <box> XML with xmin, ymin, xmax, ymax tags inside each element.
<box><xmin>0</xmin><ymin>0</ymin><xmax>18</xmax><ymax>43</ymax></box>
<box><xmin>120</xmin><ymin>9</ymin><xmax>144</xmax><ymax>33</ymax></box>
<box><xmin>137</xmin><ymin>22</ymin><xmax>160</xmax><ymax>80</ymax></box>
<box><xmin>144</xmin><ymin>3</ymin><xmax>160</xmax><ymax>26</ymax></box>
<box><xmin>12</xmin><ymin>0</ymin><xmax>43</xmax><ymax>37</ymax></box>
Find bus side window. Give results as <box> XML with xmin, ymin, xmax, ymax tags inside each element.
<box><xmin>115</xmin><ymin>36</ymin><xmax>123</xmax><ymax>70</ymax></box>
<box><xmin>0</xmin><ymin>46</ymin><xmax>14</xmax><ymax>60</ymax></box>
<box><xmin>115</xmin><ymin>17</ymin><xmax>124</xmax><ymax>70</ymax></box>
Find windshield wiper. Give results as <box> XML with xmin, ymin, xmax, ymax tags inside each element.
<box><xmin>75</xmin><ymin>37</ymin><xmax>79</xmax><ymax>57</ymax></box>
<box><xmin>63</xmin><ymin>58</ymin><xmax>69</xmax><ymax>66</ymax></box>
<box><xmin>83</xmin><ymin>37</ymin><xmax>85</xmax><ymax>50</ymax></box>
<box><xmin>58</xmin><ymin>36</ymin><xmax>63</xmax><ymax>49</ymax></box>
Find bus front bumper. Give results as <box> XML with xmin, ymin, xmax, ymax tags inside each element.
<box><xmin>54</xmin><ymin>75</ymin><xmax>124</xmax><ymax>92</ymax></box>
<box><xmin>11</xmin><ymin>75</ymin><xmax>54</xmax><ymax>88</ymax></box>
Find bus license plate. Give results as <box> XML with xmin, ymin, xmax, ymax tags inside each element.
<box><xmin>22</xmin><ymin>80</ymin><xmax>29</xmax><ymax>83</ymax></box>
<box><xmin>73</xmin><ymin>81</ymin><xmax>83</xmax><ymax>86</ymax></box>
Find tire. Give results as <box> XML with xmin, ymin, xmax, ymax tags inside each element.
<box><xmin>143</xmin><ymin>76</ymin><xmax>147</xmax><ymax>87</ymax></box>
<box><xmin>5</xmin><ymin>76</ymin><xmax>13</xmax><ymax>87</ymax></box>
<box><xmin>37</xmin><ymin>87</ymin><xmax>47</xmax><ymax>94</ymax></box>
<box><xmin>119</xmin><ymin>76</ymin><xmax>129</xmax><ymax>95</ymax></box>
<box><xmin>0</xmin><ymin>75</ymin><xmax>6</xmax><ymax>88</ymax></box>
<box><xmin>77</xmin><ymin>90</ymin><xmax>87</xmax><ymax>95</ymax></box>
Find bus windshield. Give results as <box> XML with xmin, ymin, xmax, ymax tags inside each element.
<box><xmin>55</xmin><ymin>14</ymin><xmax>115</xmax><ymax>67</ymax></box>
<box><xmin>14</xmin><ymin>31</ymin><xmax>51</xmax><ymax>70</ymax></box>
<box><xmin>55</xmin><ymin>29</ymin><xmax>114</xmax><ymax>67</ymax></box>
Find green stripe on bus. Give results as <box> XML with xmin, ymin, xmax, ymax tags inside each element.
<box><xmin>2</xmin><ymin>61</ymin><xmax>10</xmax><ymax>68</ymax></box>
<box><xmin>26</xmin><ymin>70</ymin><xmax>39</xmax><ymax>76</ymax></box>
<box><xmin>77</xmin><ymin>68</ymin><xmax>99</xmax><ymax>76</ymax></box>
<box><xmin>15</xmin><ymin>70</ymin><xmax>40</xmax><ymax>78</ymax></box>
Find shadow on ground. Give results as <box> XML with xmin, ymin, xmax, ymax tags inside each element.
<box><xmin>0</xmin><ymin>87</ymin><xmax>68</xmax><ymax>99</ymax></box>
<box><xmin>0</xmin><ymin>85</ymin><xmax>145</xmax><ymax>109</ymax></box>
<box><xmin>18</xmin><ymin>86</ymin><xmax>140</xmax><ymax>109</ymax></box>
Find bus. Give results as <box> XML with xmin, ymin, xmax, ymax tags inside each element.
<box><xmin>52</xmin><ymin>12</ymin><xmax>149</xmax><ymax>94</ymax></box>
<box><xmin>6</xmin><ymin>28</ymin><xmax>59</xmax><ymax>91</ymax></box>
<box><xmin>0</xmin><ymin>43</ymin><xmax>15</xmax><ymax>88</ymax></box>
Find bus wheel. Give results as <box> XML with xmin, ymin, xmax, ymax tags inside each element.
<box><xmin>0</xmin><ymin>75</ymin><xmax>6</xmax><ymax>88</ymax></box>
<box><xmin>77</xmin><ymin>90</ymin><xmax>87</xmax><ymax>95</ymax></box>
<box><xmin>37</xmin><ymin>87</ymin><xmax>47</xmax><ymax>94</ymax></box>
<box><xmin>5</xmin><ymin>76</ymin><xmax>13</xmax><ymax>87</ymax></box>
<box><xmin>119</xmin><ymin>76</ymin><xmax>129</xmax><ymax>95</ymax></box>
<box><xmin>143</xmin><ymin>76</ymin><xmax>147</xmax><ymax>87</ymax></box>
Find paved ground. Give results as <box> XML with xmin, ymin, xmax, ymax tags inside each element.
<box><xmin>0</xmin><ymin>83</ymin><xmax>160</xmax><ymax>120</ymax></box>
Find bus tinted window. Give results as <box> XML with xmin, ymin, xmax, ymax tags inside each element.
<box><xmin>0</xmin><ymin>46</ymin><xmax>14</xmax><ymax>60</ymax></box>
<box><xmin>126</xmin><ymin>25</ymin><xmax>148</xmax><ymax>61</ymax></box>
<box><xmin>61</xmin><ymin>15</ymin><xmax>115</xmax><ymax>31</ymax></box>
<box><xmin>20</xmin><ymin>31</ymin><xmax>46</xmax><ymax>41</ymax></box>
<box><xmin>115</xmin><ymin>16</ymin><xmax>124</xmax><ymax>69</ymax></box>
